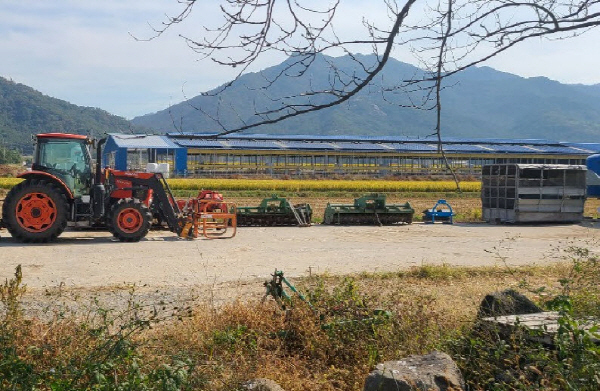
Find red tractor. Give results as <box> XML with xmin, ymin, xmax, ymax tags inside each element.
<box><xmin>0</xmin><ymin>133</ymin><xmax>236</xmax><ymax>243</ymax></box>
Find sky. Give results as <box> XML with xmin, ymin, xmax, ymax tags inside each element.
<box><xmin>2</xmin><ymin>1</ymin><xmax>600</xmax><ymax>120</ymax></box>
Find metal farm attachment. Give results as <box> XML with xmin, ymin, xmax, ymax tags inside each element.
<box><xmin>262</xmin><ymin>269</ymin><xmax>391</xmax><ymax>330</ymax></box>
<box><xmin>263</xmin><ymin>269</ymin><xmax>313</xmax><ymax>311</ymax></box>
<box><xmin>322</xmin><ymin>193</ymin><xmax>414</xmax><ymax>225</ymax></box>
<box><xmin>177</xmin><ymin>190</ymin><xmax>237</xmax><ymax>239</ymax></box>
<box><xmin>236</xmin><ymin>195</ymin><xmax>312</xmax><ymax>227</ymax></box>
<box><xmin>422</xmin><ymin>199</ymin><xmax>455</xmax><ymax>224</ymax></box>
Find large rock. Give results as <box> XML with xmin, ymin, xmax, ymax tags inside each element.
<box><xmin>477</xmin><ymin>289</ymin><xmax>542</xmax><ymax>318</ymax></box>
<box><xmin>364</xmin><ymin>351</ymin><xmax>465</xmax><ymax>391</ymax></box>
<box><xmin>243</xmin><ymin>378</ymin><xmax>286</xmax><ymax>391</ymax></box>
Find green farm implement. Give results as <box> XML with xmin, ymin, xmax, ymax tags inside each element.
<box><xmin>236</xmin><ymin>195</ymin><xmax>312</xmax><ymax>227</ymax></box>
<box><xmin>323</xmin><ymin>193</ymin><xmax>414</xmax><ymax>225</ymax></box>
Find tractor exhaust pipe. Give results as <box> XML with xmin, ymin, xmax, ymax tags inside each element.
<box><xmin>92</xmin><ymin>138</ymin><xmax>107</xmax><ymax>219</ymax></box>
<box><xmin>95</xmin><ymin>138</ymin><xmax>107</xmax><ymax>185</ymax></box>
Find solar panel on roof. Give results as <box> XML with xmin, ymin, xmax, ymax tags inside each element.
<box><xmin>529</xmin><ymin>145</ymin><xmax>581</xmax><ymax>153</ymax></box>
<box><xmin>271</xmin><ymin>134</ymin><xmax>355</xmax><ymax>142</ymax></box>
<box><xmin>486</xmin><ymin>145</ymin><xmax>537</xmax><ymax>153</ymax></box>
<box><xmin>565</xmin><ymin>143</ymin><xmax>600</xmax><ymax>153</ymax></box>
<box><xmin>110</xmin><ymin>135</ymin><xmax>180</xmax><ymax>149</ymax></box>
<box><xmin>280</xmin><ymin>141</ymin><xmax>337</xmax><ymax>150</ymax></box>
<box><xmin>167</xmin><ymin>132</ymin><xmax>220</xmax><ymax>137</ymax></box>
<box><xmin>225</xmin><ymin>140</ymin><xmax>282</xmax><ymax>149</ymax></box>
<box><xmin>160</xmin><ymin>132</ymin><xmax>596</xmax><ymax>157</ymax></box>
<box><xmin>475</xmin><ymin>138</ymin><xmax>554</xmax><ymax>145</ymax></box>
<box><xmin>388</xmin><ymin>143</ymin><xmax>437</xmax><ymax>152</ymax></box>
<box><xmin>437</xmin><ymin>144</ymin><xmax>488</xmax><ymax>152</ymax></box>
<box><xmin>165</xmin><ymin>132</ymin><xmax>575</xmax><ymax>147</ymax></box>
<box><xmin>334</xmin><ymin>142</ymin><xmax>391</xmax><ymax>151</ymax></box>
<box><xmin>175</xmin><ymin>139</ymin><xmax>226</xmax><ymax>148</ymax></box>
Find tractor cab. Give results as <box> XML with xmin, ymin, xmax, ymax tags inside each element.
<box><xmin>32</xmin><ymin>133</ymin><xmax>93</xmax><ymax>198</ymax></box>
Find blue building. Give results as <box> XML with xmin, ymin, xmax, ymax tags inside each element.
<box><xmin>103</xmin><ymin>134</ymin><xmax>187</xmax><ymax>176</ymax></box>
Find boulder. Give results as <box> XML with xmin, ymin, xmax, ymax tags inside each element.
<box><xmin>243</xmin><ymin>378</ymin><xmax>286</xmax><ymax>391</ymax></box>
<box><xmin>364</xmin><ymin>351</ymin><xmax>465</xmax><ymax>391</ymax></box>
<box><xmin>477</xmin><ymin>289</ymin><xmax>542</xmax><ymax>318</ymax></box>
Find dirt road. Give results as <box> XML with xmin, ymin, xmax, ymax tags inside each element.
<box><xmin>1</xmin><ymin>223</ymin><xmax>599</xmax><ymax>293</ymax></box>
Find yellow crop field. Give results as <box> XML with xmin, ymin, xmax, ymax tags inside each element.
<box><xmin>0</xmin><ymin>177</ymin><xmax>480</xmax><ymax>192</ymax></box>
<box><xmin>0</xmin><ymin>178</ymin><xmax>22</xmax><ymax>189</ymax></box>
<box><xmin>166</xmin><ymin>178</ymin><xmax>480</xmax><ymax>192</ymax></box>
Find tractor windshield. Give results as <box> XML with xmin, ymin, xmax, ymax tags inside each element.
<box><xmin>35</xmin><ymin>139</ymin><xmax>92</xmax><ymax>197</ymax></box>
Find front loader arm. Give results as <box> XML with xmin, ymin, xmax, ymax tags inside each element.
<box><xmin>119</xmin><ymin>173</ymin><xmax>184</xmax><ymax>236</ymax></box>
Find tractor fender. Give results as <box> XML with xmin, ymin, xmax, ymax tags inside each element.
<box><xmin>17</xmin><ymin>171</ymin><xmax>74</xmax><ymax>200</ymax></box>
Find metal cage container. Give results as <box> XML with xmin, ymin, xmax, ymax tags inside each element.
<box><xmin>481</xmin><ymin>164</ymin><xmax>586</xmax><ymax>223</ymax></box>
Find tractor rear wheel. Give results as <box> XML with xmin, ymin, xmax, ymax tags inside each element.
<box><xmin>108</xmin><ymin>198</ymin><xmax>152</xmax><ymax>242</ymax></box>
<box><xmin>2</xmin><ymin>179</ymin><xmax>69</xmax><ymax>243</ymax></box>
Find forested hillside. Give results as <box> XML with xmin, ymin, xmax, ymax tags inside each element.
<box><xmin>0</xmin><ymin>77</ymin><xmax>142</xmax><ymax>154</ymax></box>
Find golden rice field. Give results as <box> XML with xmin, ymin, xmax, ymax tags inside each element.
<box><xmin>0</xmin><ymin>177</ymin><xmax>479</xmax><ymax>192</ymax></box>
<box><xmin>166</xmin><ymin>178</ymin><xmax>480</xmax><ymax>192</ymax></box>
<box><xmin>0</xmin><ymin>178</ymin><xmax>21</xmax><ymax>189</ymax></box>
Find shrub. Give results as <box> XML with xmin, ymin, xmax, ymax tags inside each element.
<box><xmin>446</xmin><ymin>247</ymin><xmax>600</xmax><ymax>390</ymax></box>
<box><xmin>0</xmin><ymin>267</ymin><xmax>194</xmax><ymax>390</ymax></box>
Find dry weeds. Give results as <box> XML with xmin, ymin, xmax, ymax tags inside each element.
<box><xmin>140</xmin><ymin>263</ymin><xmax>572</xmax><ymax>390</ymax></box>
<box><xmin>0</xmin><ymin>164</ymin><xmax>22</xmax><ymax>177</ymax></box>
<box><xmin>2</xmin><ymin>260</ymin><xmax>595</xmax><ymax>390</ymax></box>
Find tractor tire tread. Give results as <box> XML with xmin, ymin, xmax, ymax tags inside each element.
<box><xmin>1</xmin><ymin>179</ymin><xmax>69</xmax><ymax>243</ymax></box>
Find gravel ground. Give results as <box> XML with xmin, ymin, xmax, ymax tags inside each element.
<box><xmin>1</xmin><ymin>222</ymin><xmax>599</xmax><ymax>314</ymax></box>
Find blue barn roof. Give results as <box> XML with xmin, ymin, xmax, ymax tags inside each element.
<box><xmin>162</xmin><ymin>132</ymin><xmax>593</xmax><ymax>155</ymax></box>
<box><xmin>108</xmin><ymin>134</ymin><xmax>182</xmax><ymax>149</ymax></box>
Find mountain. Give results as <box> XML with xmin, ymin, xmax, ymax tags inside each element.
<box><xmin>132</xmin><ymin>54</ymin><xmax>600</xmax><ymax>142</ymax></box>
<box><xmin>0</xmin><ymin>77</ymin><xmax>143</xmax><ymax>154</ymax></box>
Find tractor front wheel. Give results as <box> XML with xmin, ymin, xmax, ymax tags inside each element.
<box><xmin>108</xmin><ymin>199</ymin><xmax>152</xmax><ymax>242</ymax></box>
<box><xmin>2</xmin><ymin>179</ymin><xmax>69</xmax><ymax>243</ymax></box>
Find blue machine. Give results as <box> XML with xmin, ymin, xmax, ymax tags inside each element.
<box><xmin>423</xmin><ymin>199</ymin><xmax>455</xmax><ymax>224</ymax></box>
<box><xmin>587</xmin><ymin>154</ymin><xmax>600</xmax><ymax>197</ymax></box>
